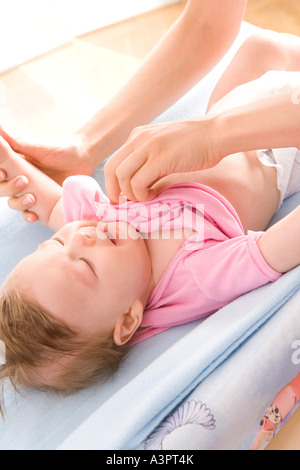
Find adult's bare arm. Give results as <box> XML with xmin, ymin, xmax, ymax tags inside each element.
<box><xmin>82</xmin><ymin>0</ymin><xmax>247</xmax><ymax>169</ymax></box>
<box><xmin>0</xmin><ymin>0</ymin><xmax>247</xmax><ymax>210</ymax></box>
<box><xmin>213</xmin><ymin>87</ymin><xmax>300</xmax><ymax>158</ymax></box>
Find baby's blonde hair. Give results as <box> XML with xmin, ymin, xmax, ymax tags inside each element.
<box><xmin>0</xmin><ymin>289</ymin><xmax>128</xmax><ymax>416</ymax></box>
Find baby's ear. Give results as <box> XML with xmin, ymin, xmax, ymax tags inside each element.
<box><xmin>113</xmin><ymin>300</ymin><xmax>144</xmax><ymax>346</ymax></box>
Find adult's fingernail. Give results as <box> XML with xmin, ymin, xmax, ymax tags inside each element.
<box><xmin>0</xmin><ymin>171</ymin><xmax>5</xmax><ymax>182</ymax></box>
<box><xmin>16</xmin><ymin>176</ymin><xmax>29</xmax><ymax>188</ymax></box>
<box><xmin>26</xmin><ymin>214</ymin><xmax>36</xmax><ymax>223</ymax></box>
<box><xmin>22</xmin><ymin>195</ymin><xmax>34</xmax><ymax>206</ymax></box>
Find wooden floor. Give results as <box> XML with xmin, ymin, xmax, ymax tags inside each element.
<box><xmin>245</xmin><ymin>0</ymin><xmax>300</xmax><ymax>35</ymax></box>
<box><xmin>0</xmin><ymin>0</ymin><xmax>299</xmax><ymax>450</ymax></box>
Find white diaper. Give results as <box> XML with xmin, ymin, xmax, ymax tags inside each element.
<box><xmin>257</xmin><ymin>147</ymin><xmax>300</xmax><ymax>207</ymax></box>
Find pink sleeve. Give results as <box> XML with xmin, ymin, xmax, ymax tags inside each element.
<box><xmin>62</xmin><ymin>175</ymin><xmax>108</xmax><ymax>223</ymax></box>
<box><xmin>185</xmin><ymin>231</ymin><xmax>282</xmax><ymax>303</ymax></box>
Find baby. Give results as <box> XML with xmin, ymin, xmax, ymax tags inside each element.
<box><xmin>1</xmin><ymin>70</ymin><xmax>300</xmax><ymax>399</ymax></box>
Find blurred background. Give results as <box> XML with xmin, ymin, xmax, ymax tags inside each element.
<box><xmin>1</xmin><ymin>0</ymin><xmax>299</xmax><ymax>74</ymax></box>
<box><xmin>0</xmin><ymin>0</ymin><xmax>299</xmax><ymax>140</ymax></box>
<box><xmin>0</xmin><ymin>0</ymin><xmax>181</xmax><ymax>74</ymax></box>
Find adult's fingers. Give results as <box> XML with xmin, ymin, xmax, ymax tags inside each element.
<box><xmin>22</xmin><ymin>210</ymin><xmax>38</xmax><ymax>223</ymax></box>
<box><xmin>105</xmin><ymin>150</ymin><xmax>162</xmax><ymax>202</ymax></box>
<box><xmin>106</xmin><ymin>146</ymin><xmax>161</xmax><ymax>202</ymax></box>
<box><xmin>0</xmin><ymin>127</ymin><xmax>35</xmax><ymax>158</ymax></box>
<box><xmin>114</xmin><ymin>151</ymin><xmax>149</xmax><ymax>202</ymax></box>
<box><xmin>104</xmin><ymin>147</ymin><xmax>130</xmax><ymax>203</ymax></box>
<box><xmin>104</xmin><ymin>164</ymin><xmax>122</xmax><ymax>204</ymax></box>
<box><xmin>128</xmin><ymin>159</ymin><xmax>161</xmax><ymax>202</ymax></box>
<box><xmin>0</xmin><ymin>173</ymin><xmax>30</xmax><ymax>197</ymax></box>
<box><xmin>7</xmin><ymin>193</ymin><xmax>36</xmax><ymax>212</ymax></box>
<box><xmin>8</xmin><ymin>194</ymin><xmax>38</xmax><ymax>223</ymax></box>
<box><xmin>104</xmin><ymin>130</ymin><xmax>148</xmax><ymax>202</ymax></box>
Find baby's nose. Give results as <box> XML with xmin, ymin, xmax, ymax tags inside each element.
<box><xmin>75</xmin><ymin>230</ymin><xmax>96</xmax><ymax>246</ymax></box>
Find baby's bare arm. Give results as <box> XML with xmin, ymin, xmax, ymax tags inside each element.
<box><xmin>0</xmin><ymin>137</ymin><xmax>64</xmax><ymax>231</ymax></box>
<box><xmin>258</xmin><ymin>206</ymin><xmax>300</xmax><ymax>274</ymax></box>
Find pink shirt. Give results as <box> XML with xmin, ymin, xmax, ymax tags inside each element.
<box><xmin>63</xmin><ymin>176</ymin><xmax>281</xmax><ymax>343</ymax></box>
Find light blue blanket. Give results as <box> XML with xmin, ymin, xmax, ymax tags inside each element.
<box><xmin>58</xmin><ymin>262</ymin><xmax>300</xmax><ymax>450</ymax></box>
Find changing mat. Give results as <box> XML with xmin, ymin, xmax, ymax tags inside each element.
<box><xmin>0</xmin><ymin>21</ymin><xmax>299</xmax><ymax>450</ymax></box>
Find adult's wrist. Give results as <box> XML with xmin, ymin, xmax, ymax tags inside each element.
<box><xmin>203</xmin><ymin>114</ymin><xmax>225</xmax><ymax>165</ymax></box>
<box><xmin>74</xmin><ymin>129</ymin><xmax>103</xmax><ymax>171</ymax></box>
<box><xmin>75</xmin><ymin>108</ymin><xmax>134</xmax><ymax>171</ymax></box>
<box><xmin>211</xmin><ymin>108</ymin><xmax>258</xmax><ymax>159</ymax></box>
<box><xmin>210</xmin><ymin>90</ymin><xmax>300</xmax><ymax>158</ymax></box>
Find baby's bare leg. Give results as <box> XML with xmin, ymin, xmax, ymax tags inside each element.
<box><xmin>200</xmin><ymin>31</ymin><xmax>300</xmax><ymax>231</ymax></box>
<box><xmin>207</xmin><ymin>30</ymin><xmax>300</xmax><ymax>111</ymax></box>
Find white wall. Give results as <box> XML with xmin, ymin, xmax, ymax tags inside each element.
<box><xmin>0</xmin><ymin>0</ymin><xmax>181</xmax><ymax>73</ymax></box>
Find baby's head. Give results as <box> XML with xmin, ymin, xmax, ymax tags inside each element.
<box><xmin>0</xmin><ymin>220</ymin><xmax>153</xmax><ymax>401</ymax></box>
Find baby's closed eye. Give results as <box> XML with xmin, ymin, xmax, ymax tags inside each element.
<box><xmin>79</xmin><ymin>258</ymin><xmax>97</xmax><ymax>276</ymax></box>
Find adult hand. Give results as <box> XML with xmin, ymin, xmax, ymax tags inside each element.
<box><xmin>0</xmin><ymin>170</ymin><xmax>37</xmax><ymax>223</ymax></box>
<box><xmin>0</xmin><ymin>127</ymin><xmax>95</xmax><ymax>186</ymax></box>
<box><xmin>104</xmin><ymin>118</ymin><xmax>221</xmax><ymax>203</ymax></box>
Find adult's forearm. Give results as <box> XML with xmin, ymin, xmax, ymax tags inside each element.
<box><xmin>77</xmin><ymin>0</ymin><xmax>246</xmax><ymax>168</ymax></box>
<box><xmin>214</xmin><ymin>90</ymin><xmax>300</xmax><ymax>158</ymax></box>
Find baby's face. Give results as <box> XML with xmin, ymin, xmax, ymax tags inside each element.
<box><xmin>7</xmin><ymin>220</ymin><xmax>154</xmax><ymax>341</ymax></box>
